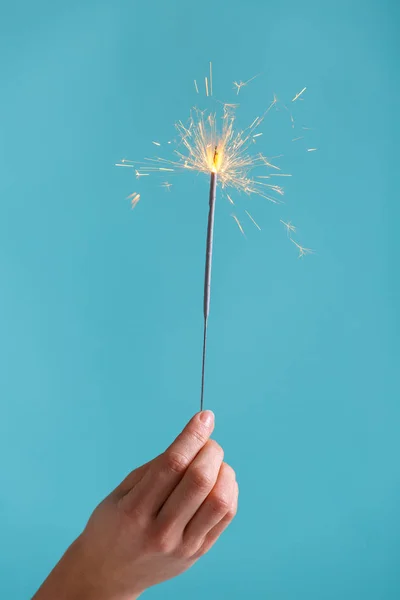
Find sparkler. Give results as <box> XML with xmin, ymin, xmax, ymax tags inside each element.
<box><xmin>116</xmin><ymin>65</ymin><xmax>315</xmax><ymax>409</ymax></box>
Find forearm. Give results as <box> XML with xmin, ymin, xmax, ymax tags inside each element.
<box><xmin>32</xmin><ymin>537</ymin><xmax>93</xmax><ymax>600</ymax></box>
<box><xmin>32</xmin><ymin>536</ymin><xmax>140</xmax><ymax>600</ymax></box>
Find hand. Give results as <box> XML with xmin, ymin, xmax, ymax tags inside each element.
<box><xmin>33</xmin><ymin>410</ymin><xmax>238</xmax><ymax>600</ymax></box>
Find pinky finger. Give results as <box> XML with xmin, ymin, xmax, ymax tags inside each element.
<box><xmin>193</xmin><ymin>481</ymin><xmax>239</xmax><ymax>559</ymax></box>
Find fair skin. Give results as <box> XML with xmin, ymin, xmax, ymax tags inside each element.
<box><xmin>33</xmin><ymin>410</ymin><xmax>238</xmax><ymax>599</ymax></box>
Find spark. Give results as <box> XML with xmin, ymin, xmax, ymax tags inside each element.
<box><xmin>135</xmin><ymin>170</ymin><xmax>149</xmax><ymax>178</ymax></box>
<box><xmin>152</xmin><ymin>141</ymin><xmax>161</xmax><ymax>147</ymax></box>
<box><xmin>270</xmin><ymin>173</ymin><xmax>292</xmax><ymax>177</ymax></box>
<box><xmin>162</xmin><ymin>181</ymin><xmax>173</xmax><ymax>191</ymax></box>
<box><xmin>292</xmin><ymin>136</ymin><xmax>304</xmax><ymax>142</ymax></box>
<box><xmin>115</xmin><ymin>163</ymin><xmax>134</xmax><ymax>168</ymax></box>
<box><xmin>280</xmin><ymin>219</ymin><xmax>296</xmax><ymax>236</ymax></box>
<box><xmin>231</xmin><ymin>214</ymin><xmax>245</xmax><ymax>236</ymax></box>
<box><xmin>127</xmin><ymin>192</ymin><xmax>140</xmax><ymax>209</ymax></box>
<box><xmin>258</xmin><ymin>155</ymin><xmax>281</xmax><ymax>170</ymax></box>
<box><xmin>245</xmin><ymin>210</ymin><xmax>261</xmax><ymax>230</ymax></box>
<box><xmin>226</xmin><ymin>194</ymin><xmax>235</xmax><ymax>205</ymax></box>
<box><xmin>307</xmin><ymin>148</ymin><xmax>317</xmax><ymax>152</ymax></box>
<box><xmin>292</xmin><ymin>87</ymin><xmax>307</xmax><ymax>102</ymax></box>
<box><xmin>194</xmin><ymin>80</ymin><xmax>199</xmax><ymax>94</ymax></box>
<box><xmin>233</xmin><ymin>73</ymin><xmax>259</xmax><ymax>95</ymax></box>
<box><xmin>290</xmin><ymin>239</ymin><xmax>314</xmax><ymax>258</ymax></box>
<box><xmin>205</xmin><ymin>77</ymin><xmax>209</xmax><ymax>97</ymax></box>
<box><xmin>221</xmin><ymin>102</ymin><xmax>240</xmax><ymax>109</ymax></box>
<box><xmin>209</xmin><ymin>62</ymin><xmax>213</xmax><ymax>96</ymax></box>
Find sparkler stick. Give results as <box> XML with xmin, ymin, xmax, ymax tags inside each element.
<box><xmin>200</xmin><ymin>148</ymin><xmax>218</xmax><ymax>411</ymax></box>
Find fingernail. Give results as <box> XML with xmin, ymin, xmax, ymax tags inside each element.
<box><xmin>200</xmin><ymin>410</ymin><xmax>214</xmax><ymax>427</ymax></box>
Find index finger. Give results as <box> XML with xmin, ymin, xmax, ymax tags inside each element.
<box><xmin>121</xmin><ymin>410</ymin><xmax>215</xmax><ymax>516</ymax></box>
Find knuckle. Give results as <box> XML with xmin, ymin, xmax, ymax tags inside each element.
<box><xmin>221</xmin><ymin>461</ymin><xmax>235</xmax><ymax>480</ymax></box>
<box><xmin>209</xmin><ymin>492</ymin><xmax>231</xmax><ymax>514</ymax></box>
<box><xmin>189</xmin><ymin>466</ymin><xmax>214</xmax><ymax>491</ymax></box>
<box><xmin>188</xmin><ymin>426</ymin><xmax>209</xmax><ymax>446</ymax></box>
<box><xmin>226</xmin><ymin>502</ymin><xmax>238</xmax><ymax>521</ymax></box>
<box><xmin>227</xmin><ymin>495</ymin><xmax>238</xmax><ymax>520</ymax></box>
<box><xmin>150</xmin><ymin>526</ymin><xmax>175</xmax><ymax>555</ymax></box>
<box><xmin>153</xmin><ymin>534</ymin><xmax>174</xmax><ymax>555</ymax></box>
<box><xmin>118</xmin><ymin>497</ymin><xmax>148</xmax><ymax>528</ymax></box>
<box><xmin>164</xmin><ymin>450</ymin><xmax>191</xmax><ymax>475</ymax></box>
<box><xmin>207</xmin><ymin>439</ymin><xmax>224</xmax><ymax>459</ymax></box>
<box><xmin>174</xmin><ymin>541</ymin><xmax>196</xmax><ymax>560</ymax></box>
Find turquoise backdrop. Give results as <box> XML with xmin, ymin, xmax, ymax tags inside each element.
<box><xmin>0</xmin><ymin>1</ymin><xmax>399</xmax><ymax>598</ymax></box>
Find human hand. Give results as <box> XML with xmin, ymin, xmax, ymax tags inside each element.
<box><xmin>33</xmin><ymin>410</ymin><xmax>238</xmax><ymax>600</ymax></box>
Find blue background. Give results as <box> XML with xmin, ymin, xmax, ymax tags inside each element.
<box><xmin>0</xmin><ymin>0</ymin><xmax>399</xmax><ymax>598</ymax></box>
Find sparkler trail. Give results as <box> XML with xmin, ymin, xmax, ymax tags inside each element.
<box><xmin>117</xmin><ymin>65</ymin><xmax>315</xmax><ymax>410</ymax></box>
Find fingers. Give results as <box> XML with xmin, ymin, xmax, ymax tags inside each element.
<box><xmin>121</xmin><ymin>411</ymin><xmax>215</xmax><ymax>517</ymax></box>
<box><xmin>193</xmin><ymin>480</ymin><xmax>239</xmax><ymax>559</ymax></box>
<box><xmin>156</xmin><ymin>439</ymin><xmax>224</xmax><ymax>531</ymax></box>
<box><xmin>183</xmin><ymin>462</ymin><xmax>236</xmax><ymax>548</ymax></box>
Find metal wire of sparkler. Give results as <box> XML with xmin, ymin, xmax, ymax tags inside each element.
<box><xmin>200</xmin><ymin>149</ymin><xmax>218</xmax><ymax>410</ymax></box>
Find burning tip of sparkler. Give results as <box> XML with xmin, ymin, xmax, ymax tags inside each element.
<box><xmin>212</xmin><ymin>146</ymin><xmax>219</xmax><ymax>172</ymax></box>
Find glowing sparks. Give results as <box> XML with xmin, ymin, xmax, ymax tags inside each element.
<box><xmin>127</xmin><ymin>97</ymin><xmax>281</xmax><ymax>203</ymax></box>
<box><xmin>245</xmin><ymin>210</ymin><xmax>261</xmax><ymax>230</ymax></box>
<box><xmin>233</xmin><ymin>73</ymin><xmax>259</xmax><ymax>95</ymax></box>
<box><xmin>292</xmin><ymin>87</ymin><xmax>307</xmax><ymax>102</ymax></box>
<box><xmin>231</xmin><ymin>214</ymin><xmax>245</xmax><ymax>236</ymax></box>
<box><xmin>117</xmin><ymin>67</ymin><xmax>314</xmax><ymax>257</ymax></box>
<box><xmin>280</xmin><ymin>220</ymin><xmax>296</xmax><ymax>236</ymax></box>
<box><xmin>127</xmin><ymin>192</ymin><xmax>140</xmax><ymax>209</ymax></box>
<box><xmin>135</xmin><ymin>170</ymin><xmax>149</xmax><ymax>178</ymax></box>
<box><xmin>290</xmin><ymin>239</ymin><xmax>314</xmax><ymax>258</ymax></box>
